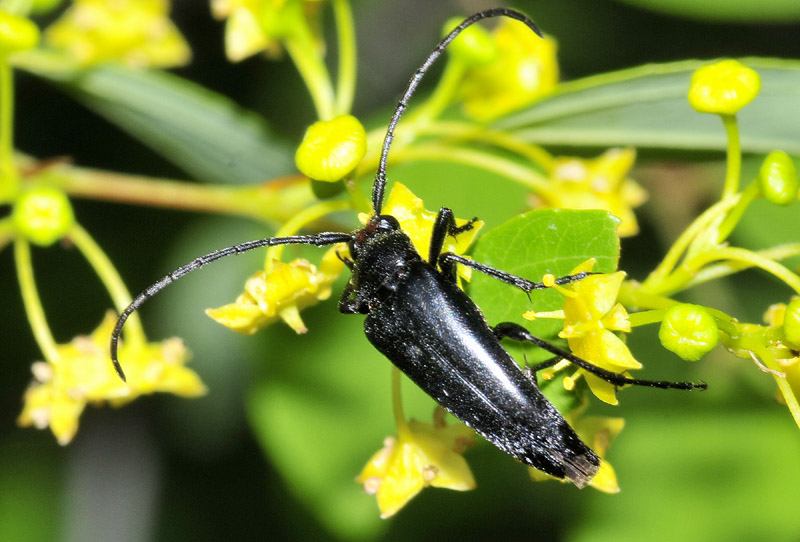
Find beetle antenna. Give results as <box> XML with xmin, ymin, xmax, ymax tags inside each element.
<box><xmin>110</xmin><ymin>232</ymin><xmax>352</xmax><ymax>382</ymax></box>
<box><xmin>371</xmin><ymin>8</ymin><xmax>542</xmax><ymax>215</ymax></box>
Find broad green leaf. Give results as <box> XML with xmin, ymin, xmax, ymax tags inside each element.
<box><xmin>469</xmin><ymin>209</ymin><xmax>620</xmax><ymax>411</ymax></box>
<box><xmin>495</xmin><ymin>58</ymin><xmax>800</xmax><ymax>155</ymax></box>
<box><xmin>615</xmin><ymin>0</ymin><xmax>800</xmax><ymax>22</ymax></box>
<box><xmin>18</xmin><ymin>54</ymin><xmax>295</xmax><ymax>184</ymax></box>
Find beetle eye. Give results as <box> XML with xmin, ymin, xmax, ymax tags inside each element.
<box><xmin>374</xmin><ymin>215</ymin><xmax>400</xmax><ymax>232</ymax></box>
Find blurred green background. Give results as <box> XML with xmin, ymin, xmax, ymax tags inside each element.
<box><xmin>2</xmin><ymin>0</ymin><xmax>800</xmax><ymax>540</ymax></box>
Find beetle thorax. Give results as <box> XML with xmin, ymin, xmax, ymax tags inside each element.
<box><xmin>350</xmin><ymin>216</ymin><xmax>422</xmax><ymax>305</ymax></box>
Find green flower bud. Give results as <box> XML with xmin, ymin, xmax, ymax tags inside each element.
<box><xmin>442</xmin><ymin>16</ymin><xmax>498</xmax><ymax>67</ymax></box>
<box><xmin>758</xmin><ymin>151</ymin><xmax>798</xmax><ymax>206</ymax></box>
<box><xmin>688</xmin><ymin>60</ymin><xmax>760</xmax><ymax>115</ymax></box>
<box><xmin>12</xmin><ymin>187</ymin><xmax>75</xmax><ymax>246</ymax></box>
<box><xmin>783</xmin><ymin>298</ymin><xmax>800</xmax><ymax>349</ymax></box>
<box><xmin>295</xmin><ymin>115</ymin><xmax>367</xmax><ymax>182</ymax></box>
<box><xmin>0</xmin><ymin>10</ymin><xmax>40</xmax><ymax>56</ymax></box>
<box><xmin>659</xmin><ymin>304</ymin><xmax>719</xmax><ymax>361</ymax></box>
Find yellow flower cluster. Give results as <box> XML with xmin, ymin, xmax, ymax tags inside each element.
<box><xmin>525</xmin><ymin>260</ymin><xmax>641</xmax><ymax>405</ymax></box>
<box><xmin>560</xmin><ymin>264</ymin><xmax>639</xmax><ymax>405</ymax></box>
<box><xmin>45</xmin><ymin>0</ymin><xmax>191</xmax><ymax>67</ymax></box>
<box><xmin>206</xmin><ymin>245</ymin><xmax>345</xmax><ymax>334</ymax></box>
<box><xmin>546</xmin><ymin>148</ymin><xmax>647</xmax><ymax>237</ymax></box>
<box><xmin>211</xmin><ymin>0</ymin><xmax>323</xmax><ymax>62</ymax></box>
<box><xmin>458</xmin><ymin>17</ymin><xmax>558</xmax><ymax>121</ymax></box>
<box><xmin>357</xmin><ymin>414</ymin><xmax>475</xmax><ymax>518</ymax></box>
<box><xmin>18</xmin><ymin>311</ymin><xmax>205</xmax><ymax>444</ymax></box>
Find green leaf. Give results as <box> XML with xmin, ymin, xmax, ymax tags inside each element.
<box><xmin>20</xmin><ymin>56</ymin><xmax>295</xmax><ymax>183</ymax></box>
<box><xmin>615</xmin><ymin>0</ymin><xmax>800</xmax><ymax>22</ymax></box>
<box><xmin>469</xmin><ymin>209</ymin><xmax>620</xmax><ymax>410</ymax></box>
<box><xmin>495</xmin><ymin>58</ymin><xmax>800</xmax><ymax>155</ymax></box>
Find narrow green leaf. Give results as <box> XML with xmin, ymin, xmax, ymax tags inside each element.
<box><xmin>21</xmin><ymin>57</ymin><xmax>295</xmax><ymax>183</ymax></box>
<box><xmin>495</xmin><ymin>58</ymin><xmax>800</xmax><ymax>155</ymax></box>
<box><xmin>616</xmin><ymin>0</ymin><xmax>800</xmax><ymax>22</ymax></box>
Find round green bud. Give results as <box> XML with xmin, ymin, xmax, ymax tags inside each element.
<box><xmin>659</xmin><ymin>304</ymin><xmax>719</xmax><ymax>361</ymax></box>
<box><xmin>688</xmin><ymin>60</ymin><xmax>760</xmax><ymax>115</ymax></box>
<box><xmin>295</xmin><ymin>115</ymin><xmax>367</xmax><ymax>182</ymax></box>
<box><xmin>442</xmin><ymin>16</ymin><xmax>498</xmax><ymax>67</ymax></box>
<box><xmin>783</xmin><ymin>298</ymin><xmax>800</xmax><ymax>349</ymax></box>
<box><xmin>0</xmin><ymin>10</ymin><xmax>40</xmax><ymax>56</ymax></box>
<box><xmin>12</xmin><ymin>186</ymin><xmax>75</xmax><ymax>246</ymax></box>
<box><xmin>758</xmin><ymin>150</ymin><xmax>798</xmax><ymax>206</ymax></box>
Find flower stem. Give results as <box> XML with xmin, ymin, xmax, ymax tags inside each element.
<box><xmin>642</xmin><ymin>197</ymin><xmax>737</xmax><ymax>290</ymax></box>
<box><xmin>0</xmin><ymin>217</ymin><xmax>13</xmax><ymax>252</ymax></box>
<box><xmin>34</xmin><ymin>162</ymin><xmax>314</xmax><ymax>225</ymax></box>
<box><xmin>393</xmin><ymin>143</ymin><xmax>552</xmax><ymax>195</ymax></box>
<box><xmin>332</xmin><ymin>0</ymin><xmax>356</xmax><ymax>116</ymax></box>
<box><xmin>721</xmin><ymin>114</ymin><xmax>741</xmax><ymax>198</ymax></box>
<box><xmin>714</xmin><ymin>181</ymin><xmax>758</xmax><ymax>243</ymax></box>
<box><xmin>419</xmin><ymin>121</ymin><xmax>554</xmax><ymax>171</ymax></box>
<box><xmin>67</xmin><ymin>223</ymin><xmax>146</xmax><ymax>348</ymax></box>
<box><xmin>656</xmin><ymin>246</ymin><xmax>800</xmax><ymax>297</ymax></box>
<box><xmin>285</xmin><ymin>23</ymin><xmax>335</xmax><ymax>120</ymax></box>
<box><xmin>685</xmin><ymin>243</ymin><xmax>800</xmax><ymax>288</ymax></box>
<box><xmin>14</xmin><ymin>239</ymin><xmax>61</xmax><ymax>364</ymax></box>
<box><xmin>618</xmin><ymin>280</ymin><xmax>676</xmax><ymax>311</ymax></box>
<box><xmin>0</xmin><ymin>59</ymin><xmax>19</xmax><ymax>200</ymax></box>
<box><xmin>627</xmin><ymin>309</ymin><xmax>666</xmax><ymax>327</ymax></box>
<box><xmin>392</xmin><ymin>366</ymin><xmax>411</xmax><ymax>438</ymax></box>
<box><xmin>406</xmin><ymin>59</ymin><xmax>465</xmax><ymax>125</ymax></box>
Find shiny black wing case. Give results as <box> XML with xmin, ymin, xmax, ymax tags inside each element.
<box><xmin>363</xmin><ymin>259</ymin><xmax>599</xmax><ymax>486</ymax></box>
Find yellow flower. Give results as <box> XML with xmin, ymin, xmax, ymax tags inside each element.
<box><xmin>529</xmin><ymin>414</ymin><xmax>624</xmax><ymax>493</ymax></box>
<box><xmin>542</xmin><ymin>148</ymin><xmax>646</xmax><ymax>237</ymax></box>
<box><xmin>17</xmin><ymin>311</ymin><xmax>205</xmax><ymax>445</ymax></box>
<box><xmin>357</xmin><ymin>415</ymin><xmax>475</xmax><ymax>518</ymax></box>
<box><xmin>211</xmin><ymin>0</ymin><xmax>323</xmax><ymax>62</ymax></box>
<box><xmin>361</xmin><ymin>183</ymin><xmax>483</xmax><ymax>283</ymax></box>
<box><xmin>525</xmin><ymin>259</ymin><xmax>641</xmax><ymax>405</ymax></box>
<box><xmin>45</xmin><ymin>0</ymin><xmax>191</xmax><ymax>67</ymax></box>
<box><xmin>458</xmin><ymin>17</ymin><xmax>558</xmax><ymax>121</ymax></box>
<box><xmin>206</xmin><ymin>244</ymin><xmax>345</xmax><ymax>334</ymax></box>
<box><xmin>688</xmin><ymin>59</ymin><xmax>760</xmax><ymax>115</ymax></box>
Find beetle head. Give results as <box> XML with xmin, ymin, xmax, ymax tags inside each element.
<box><xmin>349</xmin><ymin>214</ymin><xmax>401</xmax><ymax>258</ymax></box>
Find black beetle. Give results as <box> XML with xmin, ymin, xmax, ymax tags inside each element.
<box><xmin>111</xmin><ymin>8</ymin><xmax>705</xmax><ymax>488</ymax></box>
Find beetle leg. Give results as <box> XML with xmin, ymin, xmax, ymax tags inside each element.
<box><xmin>336</xmin><ymin>248</ymin><xmax>355</xmax><ymax>270</ymax></box>
<box><xmin>492</xmin><ymin>322</ymin><xmax>707</xmax><ymax>392</ymax></box>
<box><xmin>428</xmin><ymin>207</ymin><xmax>479</xmax><ymax>267</ymax></box>
<box><xmin>439</xmin><ymin>253</ymin><xmax>593</xmax><ymax>293</ymax></box>
<box><xmin>338</xmin><ymin>280</ymin><xmax>366</xmax><ymax>314</ymax></box>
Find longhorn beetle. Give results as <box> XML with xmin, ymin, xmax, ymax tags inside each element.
<box><xmin>110</xmin><ymin>7</ymin><xmax>706</xmax><ymax>488</ymax></box>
